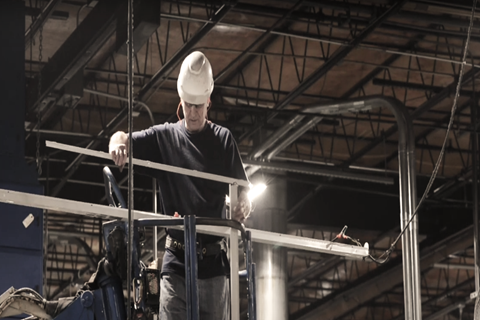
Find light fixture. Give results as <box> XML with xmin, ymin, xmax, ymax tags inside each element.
<box><xmin>225</xmin><ymin>183</ymin><xmax>267</xmax><ymax>205</ymax></box>
<box><xmin>247</xmin><ymin>183</ymin><xmax>267</xmax><ymax>201</ymax></box>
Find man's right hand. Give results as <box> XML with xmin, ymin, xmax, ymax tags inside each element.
<box><xmin>109</xmin><ymin>131</ymin><xmax>129</xmax><ymax>171</ymax></box>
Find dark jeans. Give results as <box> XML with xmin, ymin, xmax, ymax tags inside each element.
<box><xmin>159</xmin><ymin>272</ymin><xmax>230</xmax><ymax>320</ymax></box>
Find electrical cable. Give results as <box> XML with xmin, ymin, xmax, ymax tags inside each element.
<box><xmin>333</xmin><ymin>0</ymin><xmax>479</xmax><ymax>264</ymax></box>
<box><xmin>0</xmin><ymin>288</ymin><xmax>46</xmax><ymax>314</ymax></box>
<box><xmin>368</xmin><ymin>0</ymin><xmax>479</xmax><ymax>265</ymax></box>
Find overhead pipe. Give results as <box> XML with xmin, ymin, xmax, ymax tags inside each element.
<box><xmin>265</xmin><ymin>117</ymin><xmax>323</xmax><ymax>160</ymax></box>
<box><xmin>246</xmin><ymin>108</ymin><xmax>323</xmax><ymax>177</ymax></box>
<box><xmin>299</xmin><ymin>95</ymin><xmax>420</xmax><ymax>320</ymax></box>
<box><xmin>249</xmin><ymin>114</ymin><xmax>305</xmax><ymax>159</ymax></box>
<box><xmin>243</xmin><ymin>159</ymin><xmax>393</xmax><ymax>185</ymax></box>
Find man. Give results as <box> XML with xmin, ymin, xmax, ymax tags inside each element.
<box><xmin>109</xmin><ymin>51</ymin><xmax>250</xmax><ymax>320</ymax></box>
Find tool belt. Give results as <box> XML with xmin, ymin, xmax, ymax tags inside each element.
<box><xmin>165</xmin><ymin>235</ymin><xmax>226</xmax><ymax>257</ymax></box>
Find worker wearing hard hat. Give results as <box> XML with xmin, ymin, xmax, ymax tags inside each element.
<box><xmin>109</xmin><ymin>51</ymin><xmax>250</xmax><ymax>320</ymax></box>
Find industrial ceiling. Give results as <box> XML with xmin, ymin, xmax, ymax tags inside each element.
<box><xmin>19</xmin><ymin>0</ymin><xmax>480</xmax><ymax>319</ymax></box>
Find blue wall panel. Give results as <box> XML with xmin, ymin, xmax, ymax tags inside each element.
<box><xmin>0</xmin><ymin>184</ymin><xmax>44</xmax><ymax>252</ymax></box>
<box><xmin>0</xmin><ymin>251</ymin><xmax>44</xmax><ymax>293</ymax></box>
<box><xmin>0</xmin><ymin>1</ymin><xmax>44</xmax><ymax>301</ymax></box>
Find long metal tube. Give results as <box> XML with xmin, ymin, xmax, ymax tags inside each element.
<box><xmin>184</xmin><ymin>215</ymin><xmax>199</xmax><ymax>320</ymax></box>
<box><xmin>243</xmin><ymin>158</ymin><xmax>394</xmax><ymax>185</ymax></box>
<box><xmin>249</xmin><ymin>114</ymin><xmax>305</xmax><ymax>159</ymax></box>
<box><xmin>305</xmin><ymin>95</ymin><xmax>420</xmax><ymax>320</ymax></box>
<box><xmin>472</xmin><ymin>81</ymin><xmax>480</xmax><ymax>296</ymax></box>
<box><xmin>245</xmin><ymin>231</ymin><xmax>256</xmax><ymax>320</ymax></box>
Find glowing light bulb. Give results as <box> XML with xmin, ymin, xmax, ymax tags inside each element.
<box><xmin>248</xmin><ymin>183</ymin><xmax>267</xmax><ymax>201</ymax></box>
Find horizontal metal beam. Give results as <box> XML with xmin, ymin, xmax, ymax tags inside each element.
<box><xmin>0</xmin><ymin>188</ymin><xmax>368</xmax><ymax>259</ymax></box>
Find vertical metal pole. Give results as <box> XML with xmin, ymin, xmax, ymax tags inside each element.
<box><xmin>229</xmin><ymin>183</ymin><xmax>240</xmax><ymax>320</ymax></box>
<box><xmin>389</xmin><ymin>98</ymin><xmax>420</xmax><ymax>320</ymax></box>
<box><xmin>230</xmin><ymin>227</ymin><xmax>240</xmax><ymax>320</ymax></box>
<box><xmin>228</xmin><ymin>184</ymin><xmax>238</xmax><ymax>218</ymax></box>
<box><xmin>251</xmin><ymin>263</ymin><xmax>257</xmax><ymax>319</ymax></box>
<box><xmin>152</xmin><ymin>179</ymin><xmax>158</xmax><ymax>320</ymax></box>
<box><xmin>253</xmin><ymin>181</ymin><xmax>288</xmax><ymax>320</ymax></box>
<box><xmin>126</xmin><ymin>0</ymin><xmax>135</xmax><ymax>319</ymax></box>
<box><xmin>153</xmin><ymin>179</ymin><xmax>158</xmax><ymax>261</ymax></box>
<box><xmin>291</xmin><ymin>97</ymin><xmax>420</xmax><ymax>320</ymax></box>
<box><xmin>472</xmin><ymin>80</ymin><xmax>480</xmax><ymax>295</ymax></box>
<box><xmin>184</xmin><ymin>215</ymin><xmax>199</xmax><ymax>320</ymax></box>
<box><xmin>245</xmin><ymin>231</ymin><xmax>256</xmax><ymax>320</ymax></box>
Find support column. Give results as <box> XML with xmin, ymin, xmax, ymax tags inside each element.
<box><xmin>251</xmin><ymin>179</ymin><xmax>288</xmax><ymax>320</ymax></box>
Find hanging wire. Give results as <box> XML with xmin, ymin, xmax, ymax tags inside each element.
<box><xmin>336</xmin><ymin>0</ymin><xmax>479</xmax><ymax>265</ymax></box>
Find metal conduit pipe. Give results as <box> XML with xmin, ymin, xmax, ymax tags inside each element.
<box><xmin>249</xmin><ymin>114</ymin><xmax>306</xmax><ymax>159</ymax></box>
<box><xmin>301</xmin><ymin>95</ymin><xmax>420</xmax><ymax>320</ymax></box>
<box><xmin>243</xmin><ymin>159</ymin><xmax>393</xmax><ymax>185</ymax></box>
<box><xmin>246</xmin><ymin>114</ymin><xmax>306</xmax><ymax>177</ymax></box>
<box><xmin>265</xmin><ymin>117</ymin><xmax>323</xmax><ymax>160</ymax></box>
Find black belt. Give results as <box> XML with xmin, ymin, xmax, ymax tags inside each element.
<box><xmin>165</xmin><ymin>235</ymin><xmax>226</xmax><ymax>257</ymax></box>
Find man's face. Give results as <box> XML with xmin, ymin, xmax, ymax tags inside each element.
<box><xmin>182</xmin><ymin>99</ymin><xmax>208</xmax><ymax>133</ymax></box>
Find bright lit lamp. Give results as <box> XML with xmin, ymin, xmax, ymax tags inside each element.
<box><xmin>247</xmin><ymin>183</ymin><xmax>267</xmax><ymax>201</ymax></box>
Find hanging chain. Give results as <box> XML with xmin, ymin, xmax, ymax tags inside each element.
<box><xmin>36</xmin><ymin>25</ymin><xmax>43</xmax><ymax>176</ymax></box>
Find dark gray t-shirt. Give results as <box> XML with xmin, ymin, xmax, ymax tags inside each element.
<box><xmin>132</xmin><ymin>120</ymin><xmax>247</xmax><ymax>278</ymax></box>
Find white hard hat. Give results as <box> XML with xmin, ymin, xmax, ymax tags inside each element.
<box><xmin>177</xmin><ymin>51</ymin><xmax>214</xmax><ymax>105</ymax></box>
